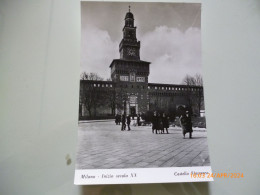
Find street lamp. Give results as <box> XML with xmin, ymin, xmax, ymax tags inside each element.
<box><xmin>123</xmin><ymin>100</ymin><xmax>126</xmax><ymax>115</ymax></box>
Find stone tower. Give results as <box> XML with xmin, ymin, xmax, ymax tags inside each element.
<box><xmin>119</xmin><ymin>6</ymin><xmax>140</xmax><ymax>61</ymax></box>
<box><xmin>109</xmin><ymin>7</ymin><xmax>150</xmax><ymax>115</ymax></box>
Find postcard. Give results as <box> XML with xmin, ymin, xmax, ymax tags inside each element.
<box><xmin>75</xmin><ymin>1</ymin><xmax>212</xmax><ymax>184</ymax></box>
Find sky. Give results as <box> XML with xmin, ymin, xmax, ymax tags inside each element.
<box><xmin>81</xmin><ymin>2</ymin><xmax>202</xmax><ymax>84</ymax></box>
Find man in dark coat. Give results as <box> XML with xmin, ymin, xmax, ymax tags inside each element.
<box><xmin>137</xmin><ymin>114</ymin><xmax>141</xmax><ymax>126</ymax></box>
<box><xmin>157</xmin><ymin>113</ymin><xmax>163</xmax><ymax>134</ymax></box>
<box><xmin>118</xmin><ymin>114</ymin><xmax>121</xmax><ymax>125</ymax></box>
<box><xmin>180</xmin><ymin>111</ymin><xmax>193</xmax><ymax>138</ymax></box>
<box><xmin>162</xmin><ymin>113</ymin><xmax>169</xmax><ymax>134</ymax></box>
<box><xmin>126</xmin><ymin>115</ymin><xmax>131</xmax><ymax>131</ymax></box>
<box><xmin>115</xmin><ymin>114</ymin><xmax>119</xmax><ymax>125</ymax></box>
<box><xmin>152</xmin><ymin>111</ymin><xmax>158</xmax><ymax>134</ymax></box>
<box><xmin>121</xmin><ymin>114</ymin><xmax>126</xmax><ymax>131</ymax></box>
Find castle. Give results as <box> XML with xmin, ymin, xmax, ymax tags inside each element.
<box><xmin>79</xmin><ymin>8</ymin><xmax>204</xmax><ymax>119</ymax></box>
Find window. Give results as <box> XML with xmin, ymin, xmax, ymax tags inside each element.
<box><xmin>130</xmin><ymin>72</ymin><xmax>135</xmax><ymax>82</ymax></box>
<box><xmin>136</xmin><ymin>77</ymin><xmax>145</xmax><ymax>82</ymax></box>
<box><xmin>120</xmin><ymin>75</ymin><xmax>129</xmax><ymax>81</ymax></box>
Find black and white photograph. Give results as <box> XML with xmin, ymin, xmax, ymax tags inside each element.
<box><xmin>75</xmin><ymin>1</ymin><xmax>212</xmax><ymax>184</ymax></box>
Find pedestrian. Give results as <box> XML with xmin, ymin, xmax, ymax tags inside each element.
<box><xmin>151</xmin><ymin>111</ymin><xmax>158</xmax><ymax>134</ymax></box>
<box><xmin>180</xmin><ymin>111</ymin><xmax>193</xmax><ymax>138</ymax></box>
<box><xmin>118</xmin><ymin>114</ymin><xmax>121</xmax><ymax>125</ymax></box>
<box><xmin>162</xmin><ymin>113</ymin><xmax>169</xmax><ymax>134</ymax></box>
<box><xmin>137</xmin><ymin>114</ymin><xmax>141</xmax><ymax>126</ymax></box>
<box><xmin>121</xmin><ymin>114</ymin><xmax>126</xmax><ymax>131</ymax></box>
<box><xmin>157</xmin><ymin>113</ymin><xmax>163</xmax><ymax>134</ymax></box>
<box><xmin>115</xmin><ymin>114</ymin><xmax>119</xmax><ymax>125</ymax></box>
<box><xmin>126</xmin><ymin>115</ymin><xmax>131</xmax><ymax>131</ymax></box>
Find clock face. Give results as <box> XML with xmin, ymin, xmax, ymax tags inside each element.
<box><xmin>127</xmin><ymin>48</ymin><xmax>136</xmax><ymax>56</ymax></box>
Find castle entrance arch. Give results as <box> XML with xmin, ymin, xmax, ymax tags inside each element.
<box><xmin>130</xmin><ymin>107</ymin><xmax>136</xmax><ymax>116</ymax></box>
<box><xmin>127</xmin><ymin>94</ymin><xmax>138</xmax><ymax>116</ymax></box>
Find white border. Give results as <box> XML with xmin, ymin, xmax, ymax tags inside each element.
<box><xmin>74</xmin><ymin>166</ymin><xmax>213</xmax><ymax>185</ymax></box>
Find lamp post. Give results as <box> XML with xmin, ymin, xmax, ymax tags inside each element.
<box><xmin>123</xmin><ymin>100</ymin><xmax>126</xmax><ymax>115</ymax></box>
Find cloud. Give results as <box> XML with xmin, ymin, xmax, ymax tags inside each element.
<box><xmin>81</xmin><ymin>26</ymin><xmax>202</xmax><ymax>84</ymax></box>
<box><xmin>81</xmin><ymin>26</ymin><xmax>119</xmax><ymax>80</ymax></box>
<box><xmin>141</xmin><ymin>26</ymin><xmax>202</xmax><ymax>84</ymax></box>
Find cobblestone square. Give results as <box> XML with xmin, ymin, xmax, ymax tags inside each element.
<box><xmin>76</xmin><ymin>121</ymin><xmax>210</xmax><ymax>169</ymax></box>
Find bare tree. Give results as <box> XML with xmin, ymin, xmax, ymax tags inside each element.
<box><xmin>182</xmin><ymin>74</ymin><xmax>203</xmax><ymax>86</ymax></box>
<box><xmin>80</xmin><ymin>72</ymin><xmax>105</xmax><ymax>117</ymax></box>
<box><xmin>80</xmin><ymin>83</ymin><xmax>94</xmax><ymax>117</ymax></box>
<box><xmin>80</xmin><ymin>72</ymin><xmax>104</xmax><ymax>81</ymax></box>
<box><xmin>104</xmin><ymin>89</ymin><xmax>116</xmax><ymax>115</ymax></box>
<box><xmin>194</xmin><ymin>74</ymin><xmax>203</xmax><ymax>86</ymax></box>
<box><xmin>182</xmin><ymin>74</ymin><xmax>204</xmax><ymax>116</ymax></box>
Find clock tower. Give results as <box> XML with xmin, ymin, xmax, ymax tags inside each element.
<box><xmin>119</xmin><ymin>6</ymin><xmax>140</xmax><ymax>61</ymax></box>
<box><xmin>109</xmin><ymin>7</ymin><xmax>150</xmax><ymax>115</ymax></box>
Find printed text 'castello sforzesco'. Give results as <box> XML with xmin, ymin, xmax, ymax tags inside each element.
<box><xmin>79</xmin><ymin>8</ymin><xmax>204</xmax><ymax>119</ymax></box>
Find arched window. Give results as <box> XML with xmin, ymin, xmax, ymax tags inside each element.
<box><xmin>130</xmin><ymin>72</ymin><xmax>135</xmax><ymax>82</ymax></box>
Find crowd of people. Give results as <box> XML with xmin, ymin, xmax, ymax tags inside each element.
<box><xmin>151</xmin><ymin>111</ymin><xmax>193</xmax><ymax>138</ymax></box>
<box><xmin>115</xmin><ymin>114</ymin><xmax>142</xmax><ymax>131</ymax></box>
<box><xmin>151</xmin><ymin>112</ymin><xmax>170</xmax><ymax>134</ymax></box>
<box><xmin>115</xmin><ymin>110</ymin><xmax>193</xmax><ymax>139</ymax></box>
<box><xmin>115</xmin><ymin>114</ymin><xmax>132</xmax><ymax>131</ymax></box>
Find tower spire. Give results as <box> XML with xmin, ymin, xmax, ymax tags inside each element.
<box><xmin>120</xmin><ymin>6</ymin><xmax>140</xmax><ymax>60</ymax></box>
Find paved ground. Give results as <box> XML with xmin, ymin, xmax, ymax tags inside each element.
<box><xmin>76</xmin><ymin>121</ymin><xmax>210</xmax><ymax>169</ymax></box>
